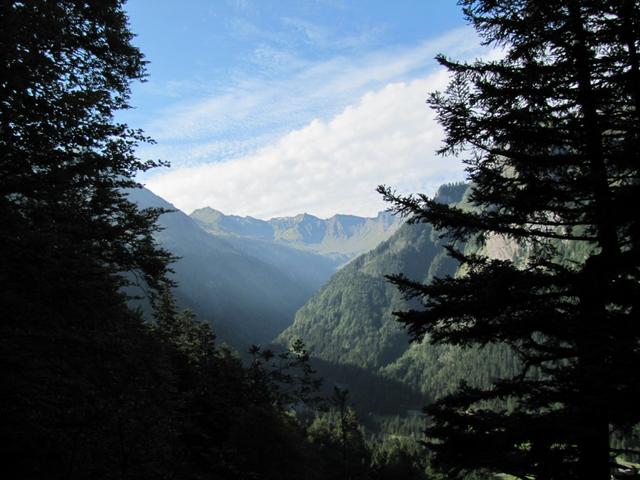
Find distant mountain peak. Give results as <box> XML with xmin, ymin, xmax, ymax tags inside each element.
<box><xmin>190</xmin><ymin>207</ymin><xmax>404</xmax><ymax>260</ymax></box>
<box><xmin>191</xmin><ymin>206</ymin><xmax>221</xmax><ymax>214</ymax></box>
<box><xmin>294</xmin><ymin>212</ymin><xmax>320</xmax><ymax>221</ymax></box>
<box><xmin>190</xmin><ymin>206</ymin><xmax>224</xmax><ymax>219</ymax></box>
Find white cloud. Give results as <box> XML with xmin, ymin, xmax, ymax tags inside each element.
<box><xmin>146</xmin><ymin>69</ymin><xmax>466</xmax><ymax>219</ymax></box>
<box><xmin>141</xmin><ymin>26</ymin><xmax>483</xmax><ymax>160</ymax></box>
<box><xmin>140</xmin><ymin>26</ymin><xmax>499</xmax><ymax>218</ymax></box>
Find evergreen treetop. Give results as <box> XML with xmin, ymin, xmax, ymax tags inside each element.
<box><xmin>380</xmin><ymin>1</ymin><xmax>640</xmax><ymax>478</ymax></box>
<box><xmin>0</xmin><ymin>0</ymin><xmax>173</xmax><ymax>316</ymax></box>
<box><xmin>1</xmin><ymin>2</ymin><xmax>174</xmax><ymax>476</ymax></box>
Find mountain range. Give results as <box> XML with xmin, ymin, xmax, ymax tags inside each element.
<box><xmin>131</xmin><ymin>183</ymin><xmax>524</xmax><ymax>418</ymax></box>
<box><xmin>190</xmin><ymin>207</ymin><xmax>402</xmax><ymax>262</ymax></box>
<box><xmin>128</xmin><ymin>188</ymin><xmax>402</xmax><ymax>347</ymax></box>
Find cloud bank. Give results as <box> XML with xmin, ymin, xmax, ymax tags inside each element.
<box><xmin>146</xmin><ymin>69</ymin><xmax>466</xmax><ymax>219</ymax></box>
<box><xmin>140</xmin><ymin>25</ymin><xmax>495</xmax><ymax>218</ymax></box>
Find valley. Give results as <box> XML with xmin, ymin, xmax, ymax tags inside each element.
<box><xmin>7</xmin><ymin>1</ymin><xmax>638</xmax><ymax>477</ymax></box>
<box><xmin>129</xmin><ymin>187</ymin><xmax>403</xmax><ymax>347</ymax></box>
<box><xmin>137</xmin><ymin>182</ymin><xmax>520</xmax><ymax>424</ymax></box>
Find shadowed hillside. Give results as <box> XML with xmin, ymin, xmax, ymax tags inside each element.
<box><xmin>128</xmin><ymin>188</ymin><xmax>337</xmax><ymax>346</ymax></box>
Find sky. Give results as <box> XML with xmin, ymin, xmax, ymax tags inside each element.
<box><xmin>122</xmin><ymin>0</ymin><xmax>487</xmax><ymax>219</ymax></box>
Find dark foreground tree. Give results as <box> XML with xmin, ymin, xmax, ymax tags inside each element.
<box><xmin>149</xmin><ymin>292</ymin><xmax>326</xmax><ymax>480</ymax></box>
<box><xmin>380</xmin><ymin>0</ymin><xmax>640</xmax><ymax>478</ymax></box>
<box><xmin>0</xmin><ymin>1</ymin><xmax>175</xmax><ymax>477</ymax></box>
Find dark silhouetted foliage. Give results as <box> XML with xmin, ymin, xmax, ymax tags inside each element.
<box><xmin>380</xmin><ymin>0</ymin><xmax>640</xmax><ymax>478</ymax></box>
<box><xmin>0</xmin><ymin>2</ymin><xmax>328</xmax><ymax>478</ymax></box>
<box><xmin>0</xmin><ymin>1</ymin><xmax>176</xmax><ymax>477</ymax></box>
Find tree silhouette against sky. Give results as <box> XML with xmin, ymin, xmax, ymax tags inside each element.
<box><xmin>380</xmin><ymin>1</ymin><xmax>640</xmax><ymax>478</ymax></box>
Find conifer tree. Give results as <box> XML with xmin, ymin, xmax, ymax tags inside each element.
<box><xmin>0</xmin><ymin>1</ymin><xmax>174</xmax><ymax>476</ymax></box>
<box><xmin>0</xmin><ymin>0</ymin><xmax>173</xmax><ymax>313</ymax></box>
<box><xmin>380</xmin><ymin>1</ymin><xmax>640</xmax><ymax>478</ymax></box>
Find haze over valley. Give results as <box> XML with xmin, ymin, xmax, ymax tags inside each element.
<box><xmin>129</xmin><ymin>186</ymin><xmax>403</xmax><ymax>346</ymax></box>
<box><xmin>5</xmin><ymin>1</ymin><xmax>638</xmax><ymax>478</ymax></box>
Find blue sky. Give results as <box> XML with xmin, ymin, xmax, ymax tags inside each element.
<box><xmin>122</xmin><ymin>0</ymin><xmax>487</xmax><ymax>218</ymax></box>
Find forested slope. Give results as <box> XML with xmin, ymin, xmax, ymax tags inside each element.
<box><xmin>278</xmin><ymin>183</ymin><xmax>522</xmax><ymax>409</ymax></box>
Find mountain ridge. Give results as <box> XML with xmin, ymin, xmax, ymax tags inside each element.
<box><xmin>190</xmin><ymin>207</ymin><xmax>403</xmax><ymax>260</ymax></box>
<box><xmin>127</xmin><ymin>188</ymin><xmax>406</xmax><ymax>349</ymax></box>
<box><xmin>275</xmin><ymin>182</ymin><xmax>522</xmax><ymax>412</ymax></box>
<box><xmin>127</xmin><ymin>188</ymin><xmax>337</xmax><ymax>347</ymax></box>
